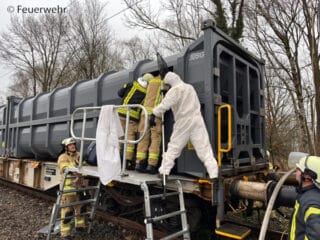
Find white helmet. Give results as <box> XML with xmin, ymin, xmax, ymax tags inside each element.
<box><xmin>61</xmin><ymin>137</ymin><xmax>76</xmax><ymax>147</ymax></box>
<box><xmin>296</xmin><ymin>156</ymin><xmax>320</xmax><ymax>185</ymax></box>
<box><xmin>137</xmin><ymin>77</ymin><xmax>147</xmax><ymax>88</ymax></box>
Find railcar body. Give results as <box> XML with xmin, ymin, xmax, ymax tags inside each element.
<box><xmin>0</xmin><ymin>20</ymin><xmax>267</xmax><ymax>180</ymax></box>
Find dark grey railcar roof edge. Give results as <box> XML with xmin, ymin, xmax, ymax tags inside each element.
<box><xmin>202</xmin><ymin>19</ymin><xmax>265</xmax><ymax>65</ymax></box>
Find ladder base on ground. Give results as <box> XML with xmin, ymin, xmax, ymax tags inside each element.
<box><xmin>215</xmin><ymin>223</ymin><xmax>251</xmax><ymax>240</ymax></box>
<box><xmin>142</xmin><ymin>179</ymin><xmax>190</xmax><ymax>240</ymax></box>
<box><xmin>40</xmin><ymin>169</ymin><xmax>101</xmax><ymax>240</ymax></box>
<box><xmin>38</xmin><ymin>221</ymin><xmax>60</xmax><ymax>235</ymax></box>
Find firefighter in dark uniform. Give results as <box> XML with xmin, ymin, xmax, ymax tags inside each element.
<box><xmin>288</xmin><ymin>155</ymin><xmax>320</xmax><ymax>240</ymax></box>
<box><xmin>57</xmin><ymin>137</ymin><xmax>86</xmax><ymax>240</ymax></box>
<box><xmin>117</xmin><ymin>73</ymin><xmax>153</xmax><ymax>170</ymax></box>
<box><xmin>135</xmin><ymin>75</ymin><xmax>164</xmax><ymax>174</ymax></box>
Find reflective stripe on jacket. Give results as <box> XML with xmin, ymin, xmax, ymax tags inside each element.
<box><xmin>118</xmin><ymin>81</ymin><xmax>147</xmax><ymax>121</ymax></box>
<box><xmin>288</xmin><ymin>185</ymin><xmax>320</xmax><ymax>240</ymax></box>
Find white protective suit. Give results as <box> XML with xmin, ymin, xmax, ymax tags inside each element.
<box><xmin>96</xmin><ymin>105</ymin><xmax>124</xmax><ymax>184</ymax></box>
<box><xmin>153</xmin><ymin>72</ymin><xmax>218</xmax><ymax>178</ymax></box>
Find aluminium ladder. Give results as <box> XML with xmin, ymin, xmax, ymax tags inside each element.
<box><xmin>40</xmin><ymin>170</ymin><xmax>101</xmax><ymax>240</ymax></box>
<box><xmin>141</xmin><ymin>179</ymin><xmax>190</xmax><ymax>240</ymax></box>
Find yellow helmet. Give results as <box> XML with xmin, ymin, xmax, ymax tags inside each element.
<box><xmin>142</xmin><ymin>73</ymin><xmax>154</xmax><ymax>82</ymax></box>
<box><xmin>61</xmin><ymin>137</ymin><xmax>76</xmax><ymax>146</ymax></box>
<box><xmin>296</xmin><ymin>156</ymin><xmax>320</xmax><ymax>184</ymax></box>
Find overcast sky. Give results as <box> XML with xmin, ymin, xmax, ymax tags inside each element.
<box><xmin>0</xmin><ymin>0</ymin><xmax>135</xmax><ymax>100</ymax></box>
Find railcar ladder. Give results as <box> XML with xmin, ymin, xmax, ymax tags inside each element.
<box><xmin>141</xmin><ymin>179</ymin><xmax>190</xmax><ymax>240</ymax></box>
<box><xmin>39</xmin><ymin>170</ymin><xmax>101</xmax><ymax>240</ymax></box>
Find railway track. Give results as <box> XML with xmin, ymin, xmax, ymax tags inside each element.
<box><xmin>0</xmin><ymin>178</ymin><xmax>287</xmax><ymax>239</ymax></box>
<box><xmin>0</xmin><ymin>178</ymin><xmax>166</xmax><ymax>239</ymax></box>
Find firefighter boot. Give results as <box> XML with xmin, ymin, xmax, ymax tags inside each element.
<box><xmin>145</xmin><ymin>165</ymin><xmax>158</xmax><ymax>174</ymax></box>
<box><xmin>126</xmin><ymin>160</ymin><xmax>135</xmax><ymax>170</ymax></box>
<box><xmin>135</xmin><ymin>159</ymin><xmax>147</xmax><ymax>173</ymax></box>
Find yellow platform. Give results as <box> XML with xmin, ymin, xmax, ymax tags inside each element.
<box><xmin>215</xmin><ymin>223</ymin><xmax>251</xmax><ymax>239</ymax></box>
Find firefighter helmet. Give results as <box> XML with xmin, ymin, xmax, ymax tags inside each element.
<box><xmin>296</xmin><ymin>156</ymin><xmax>320</xmax><ymax>184</ymax></box>
<box><xmin>137</xmin><ymin>77</ymin><xmax>148</xmax><ymax>88</ymax></box>
<box><xmin>61</xmin><ymin>137</ymin><xmax>77</xmax><ymax>147</ymax></box>
<box><xmin>142</xmin><ymin>73</ymin><xmax>154</xmax><ymax>82</ymax></box>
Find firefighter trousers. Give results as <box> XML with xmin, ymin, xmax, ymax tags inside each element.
<box><xmin>119</xmin><ymin>116</ymin><xmax>138</xmax><ymax>161</ymax></box>
<box><xmin>60</xmin><ymin>193</ymin><xmax>86</xmax><ymax>237</ymax></box>
<box><xmin>136</xmin><ymin>114</ymin><xmax>162</xmax><ymax>166</ymax></box>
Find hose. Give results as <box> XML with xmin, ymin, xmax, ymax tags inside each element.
<box><xmin>258</xmin><ymin>168</ymin><xmax>295</xmax><ymax>240</ymax></box>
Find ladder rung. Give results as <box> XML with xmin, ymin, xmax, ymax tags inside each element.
<box><xmin>56</xmin><ymin>211</ymin><xmax>94</xmax><ymax>221</ymax></box>
<box><xmin>61</xmin><ymin>186</ymin><xmax>99</xmax><ymax>194</ymax></box>
<box><xmin>149</xmin><ymin>191</ymin><xmax>179</xmax><ymax>199</ymax></box>
<box><xmin>147</xmin><ymin>210</ymin><xmax>186</xmax><ymax>223</ymax></box>
<box><xmin>60</xmin><ymin>199</ymin><xmax>96</xmax><ymax>208</ymax></box>
<box><xmin>160</xmin><ymin>229</ymin><xmax>189</xmax><ymax>240</ymax></box>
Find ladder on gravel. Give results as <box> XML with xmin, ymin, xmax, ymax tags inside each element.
<box><xmin>141</xmin><ymin>179</ymin><xmax>190</xmax><ymax>240</ymax></box>
<box><xmin>39</xmin><ymin>170</ymin><xmax>101</xmax><ymax>240</ymax></box>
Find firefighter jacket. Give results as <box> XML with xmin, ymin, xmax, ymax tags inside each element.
<box><xmin>143</xmin><ymin>77</ymin><xmax>163</xmax><ymax>115</ymax></box>
<box><xmin>117</xmin><ymin>80</ymin><xmax>147</xmax><ymax>121</ymax></box>
<box><xmin>57</xmin><ymin>151</ymin><xmax>81</xmax><ymax>193</ymax></box>
<box><xmin>288</xmin><ymin>185</ymin><xmax>320</xmax><ymax>240</ymax></box>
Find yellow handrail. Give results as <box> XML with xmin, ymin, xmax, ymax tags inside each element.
<box><xmin>217</xmin><ymin>104</ymin><xmax>232</xmax><ymax>166</ymax></box>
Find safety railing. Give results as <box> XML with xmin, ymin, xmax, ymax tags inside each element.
<box><xmin>70</xmin><ymin>104</ymin><xmax>148</xmax><ymax>175</ymax></box>
<box><xmin>217</xmin><ymin>104</ymin><xmax>232</xmax><ymax>166</ymax></box>
<box><xmin>216</xmin><ymin>104</ymin><xmax>232</xmax><ymax>228</ymax></box>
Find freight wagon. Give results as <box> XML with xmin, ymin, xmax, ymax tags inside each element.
<box><xmin>0</xmin><ymin>20</ymin><xmax>286</xmax><ymax>239</ymax></box>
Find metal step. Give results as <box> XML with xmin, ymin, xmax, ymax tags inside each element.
<box><xmin>146</xmin><ymin>210</ymin><xmax>186</xmax><ymax>223</ymax></box>
<box><xmin>60</xmin><ymin>199</ymin><xmax>96</xmax><ymax>208</ymax></box>
<box><xmin>149</xmin><ymin>191</ymin><xmax>179</xmax><ymax>199</ymax></box>
<box><xmin>215</xmin><ymin>223</ymin><xmax>251</xmax><ymax>240</ymax></box>
<box><xmin>61</xmin><ymin>185</ymin><xmax>100</xmax><ymax>194</ymax></box>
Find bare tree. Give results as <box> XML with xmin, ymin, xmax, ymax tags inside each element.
<box><xmin>300</xmin><ymin>0</ymin><xmax>320</xmax><ymax>154</ymax></box>
<box><xmin>123</xmin><ymin>0</ymin><xmax>207</xmax><ymax>52</ymax></box>
<box><xmin>8</xmin><ymin>71</ymin><xmax>35</xmax><ymax>98</ymax></box>
<box><xmin>122</xmin><ymin>36</ymin><xmax>157</xmax><ymax>67</ymax></box>
<box><xmin>123</xmin><ymin>0</ymin><xmax>245</xmax><ymax>53</ymax></box>
<box><xmin>0</xmin><ymin>91</ymin><xmax>6</xmax><ymax>105</ymax></box>
<box><xmin>0</xmin><ymin>14</ymin><xmax>70</xmax><ymax>95</ymax></box>
<box><xmin>0</xmin><ymin>0</ymin><xmax>126</xmax><ymax>97</ymax></box>
<box><xmin>203</xmin><ymin>0</ymin><xmax>244</xmax><ymax>41</ymax></box>
<box><xmin>265</xmin><ymin>69</ymin><xmax>300</xmax><ymax>168</ymax></box>
<box><xmin>67</xmin><ymin>0</ymin><xmax>124</xmax><ymax>80</ymax></box>
<box><xmin>245</xmin><ymin>0</ymin><xmax>314</xmax><ymax>154</ymax></box>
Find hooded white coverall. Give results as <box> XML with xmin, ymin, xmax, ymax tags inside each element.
<box><xmin>152</xmin><ymin>72</ymin><xmax>218</xmax><ymax>178</ymax></box>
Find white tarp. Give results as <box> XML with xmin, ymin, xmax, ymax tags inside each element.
<box><xmin>96</xmin><ymin>105</ymin><xmax>124</xmax><ymax>184</ymax></box>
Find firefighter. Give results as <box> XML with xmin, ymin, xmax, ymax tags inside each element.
<box><xmin>117</xmin><ymin>73</ymin><xmax>153</xmax><ymax>170</ymax></box>
<box><xmin>151</xmin><ymin>71</ymin><xmax>218</xmax><ymax>179</ymax></box>
<box><xmin>57</xmin><ymin>137</ymin><xmax>86</xmax><ymax>240</ymax></box>
<box><xmin>288</xmin><ymin>155</ymin><xmax>320</xmax><ymax>240</ymax></box>
<box><xmin>135</xmin><ymin>75</ymin><xmax>164</xmax><ymax>174</ymax></box>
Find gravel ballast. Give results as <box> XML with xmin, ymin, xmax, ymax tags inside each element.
<box><xmin>0</xmin><ymin>184</ymin><xmax>143</xmax><ymax>240</ymax></box>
